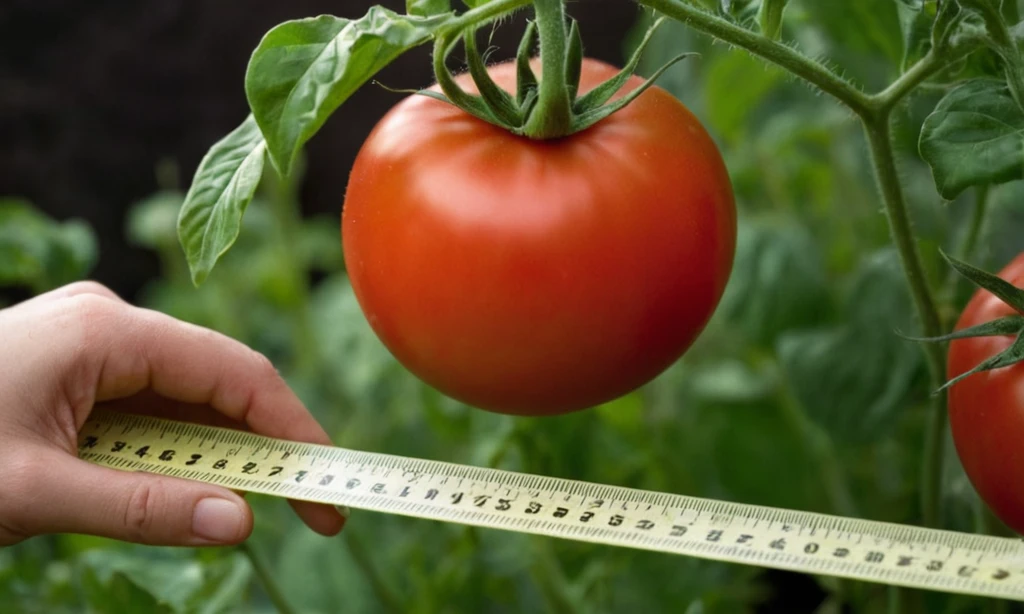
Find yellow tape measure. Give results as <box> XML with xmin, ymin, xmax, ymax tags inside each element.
<box><xmin>77</xmin><ymin>409</ymin><xmax>1024</xmax><ymax>601</ymax></box>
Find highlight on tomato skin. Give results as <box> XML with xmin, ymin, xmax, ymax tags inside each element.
<box><xmin>341</xmin><ymin>57</ymin><xmax>736</xmax><ymax>417</ymax></box>
<box><xmin>947</xmin><ymin>252</ymin><xmax>1024</xmax><ymax>535</ymax></box>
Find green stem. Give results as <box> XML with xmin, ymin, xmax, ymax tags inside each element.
<box><xmin>345</xmin><ymin>531</ymin><xmax>405</xmax><ymax>613</ymax></box>
<box><xmin>530</xmin><ymin>538</ymin><xmax>582</xmax><ymax>614</ymax></box>
<box><xmin>863</xmin><ymin>117</ymin><xmax>948</xmax><ymax>528</ymax></box>
<box><xmin>634</xmin><ymin>0</ymin><xmax>872</xmax><ymax>114</ymax></box>
<box><xmin>240</xmin><ymin>542</ymin><xmax>297</xmax><ymax>614</ymax></box>
<box><xmin>777</xmin><ymin>389</ymin><xmax>857</xmax><ymax>518</ymax></box>
<box><xmin>431</xmin><ymin>0</ymin><xmax>532</xmax><ymax>119</ymax></box>
<box><xmin>521</xmin><ymin>0</ymin><xmax>574</xmax><ymax>138</ymax></box>
<box><xmin>265</xmin><ymin>170</ymin><xmax>318</xmax><ymax>375</ymax></box>
<box><xmin>868</xmin><ymin>51</ymin><xmax>942</xmax><ymax>116</ymax></box>
<box><xmin>438</xmin><ymin>0</ymin><xmax>532</xmax><ymax>37</ymax></box>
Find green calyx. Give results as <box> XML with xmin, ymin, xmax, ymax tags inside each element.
<box><xmin>903</xmin><ymin>251</ymin><xmax>1024</xmax><ymax>391</ymax></box>
<box><xmin>425</xmin><ymin>5</ymin><xmax>693</xmax><ymax>140</ymax></box>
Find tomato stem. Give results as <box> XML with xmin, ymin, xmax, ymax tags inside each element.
<box><xmin>240</xmin><ymin>542</ymin><xmax>299</xmax><ymax>614</ymax></box>
<box><xmin>634</xmin><ymin>0</ymin><xmax>872</xmax><ymax>115</ymax></box>
<box><xmin>521</xmin><ymin>0</ymin><xmax>574</xmax><ymax>138</ymax></box>
<box><xmin>863</xmin><ymin>115</ymin><xmax>948</xmax><ymax>529</ymax></box>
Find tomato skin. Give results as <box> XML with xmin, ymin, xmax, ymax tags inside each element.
<box><xmin>341</xmin><ymin>58</ymin><xmax>736</xmax><ymax>416</ymax></box>
<box><xmin>948</xmin><ymin>252</ymin><xmax>1024</xmax><ymax>533</ymax></box>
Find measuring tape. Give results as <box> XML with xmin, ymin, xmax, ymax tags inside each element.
<box><xmin>77</xmin><ymin>409</ymin><xmax>1024</xmax><ymax>601</ymax></box>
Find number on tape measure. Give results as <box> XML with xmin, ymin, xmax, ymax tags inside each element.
<box><xmin>76</xmin><ymin>409</ymin><xmax>1024</xmax><ymax>601</ymax></box>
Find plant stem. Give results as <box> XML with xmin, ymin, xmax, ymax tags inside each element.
<box><xmin>345</xmin><ymin>531</ymin><xmax>405</xmax><ymax>613</ymax></box>
<box><xmin>863</xmin><ymin>116</ymin><xmax>948</xmax><ymax>528</ymax></box>
<box><xmin>240</xmin><ymin>542</ymin><xmax>297</xmax><ymax>614</ymax></box>
<box><xmin>868</xmin><ymin>51</ymin><xmax>942</xmax><ymax>116</ymax></box>
<box><xmin>439</xmin><ymin>0</ymin><xmax>532</xmax><ymax>36</ymax></box>
<box><xmin>521</xmin><ymin>0</ymin><xmax>574</xmax><ymax>138</ymax></box>
<box><xmin>634</xmin><ymin>0</ymin><xmax>872</xmax><ymax>114</ymax></box>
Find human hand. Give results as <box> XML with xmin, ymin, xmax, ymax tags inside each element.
<box><xmin>0</xmin><ymin>281</ymin><xmax>346</xmax><ymax>547</ymax></box>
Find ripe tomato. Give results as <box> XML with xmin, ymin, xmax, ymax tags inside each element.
<box><xmin>341</xmin><ymin>58</ymin><xmax>736</xmax><ymax>416</ymax></box>
<box><xmin>948</xmin><ymin>252</ymin><xmax>1024</xmax><ymax>533</ymax></box>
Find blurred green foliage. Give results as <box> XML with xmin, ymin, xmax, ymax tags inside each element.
<box><xmin>4</xmin><ymin>1</ymin><xmax>1024</xmax><ymax>612</ymax></box>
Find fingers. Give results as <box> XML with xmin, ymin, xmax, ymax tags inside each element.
<box><xmin>96</xmin><ymin>394</ymin><xmax>346</xmax><ymax>536</ymax></box>
<box><xmin>6</xmin><ymin>448</ymin><xmax>253</xmax><ymax>547</ymax></box>
<box><xmin>289</xmin><ymin>499</ymin><xmax>347</xmax><ymax>536</ymax></box>
<box><xmin>70</xmin><ymin>303</ymin><xmax>344</xmax><ymax>534</ymax></box>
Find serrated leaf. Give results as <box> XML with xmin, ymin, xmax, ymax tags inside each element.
<box><xmin>76</xmin><ymin>549</ymin><xmax>250</xmax><ymax>614</ymax></box>
<box><xmin>777</xmin><ymin>250</ymin><xmax>925</xmax><ymax>443</ymax></box>
<box><xmin>919</xmin><ymin>78</ymin><xmax>1024</xmax><ymax>200</ymax></box>
<box><xmin>245</xmin><ymin>9</ymin><xmax>449</xmax><ymax>177</ymax></box>
<box><xmin>718</xmin><ymin>218</ymin><xmax>832</xmax><ymax>347</ymax></box>
<box><xmin>896</xmin><ymin>0</ymin><xmax>936</xmax><ymax>69</ymax></box>
<box><xmin>407</xmin><ymin>0</ymin><xmax>451</xmax><ymax>17</ymax></box>
<box><xmin>177</xmin><ymin>115</ymin><xmax>266</xmax><ymax>286</ymax></box>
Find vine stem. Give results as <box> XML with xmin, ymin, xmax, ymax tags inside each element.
<box><xmin>240</xmin><ymin>542</ymin><xmax>298</xmax><ymax>614</ymax></box>
<box><xmin>863</xmin><ymin>116</ymin><xmax>947</xmax><ymax>528</ymax></box>
<box><xmin>634</xmin><ymin>0</ymin><xmax>872</xmax><ymax>114</ymax></box>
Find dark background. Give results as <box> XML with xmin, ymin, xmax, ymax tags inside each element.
<box><xmin>0</xmin><ymin>0</ymin><xmax>640</xmax><ymax>303</ymax></box>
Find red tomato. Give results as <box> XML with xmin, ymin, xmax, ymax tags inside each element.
<box><xmin>948</xmin><ymin>252</ymin><xmax>1024</xmax><ymax>533</ymax></box>
<box><xmin>341</xmin><ymin>58</ymin><xmax>736</xmax><ymax>416</ymax></box>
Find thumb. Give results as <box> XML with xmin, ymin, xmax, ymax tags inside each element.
<box><xmin>13</xmin><ymin>450</ymin><xmax>253</xmax><ymax>546</ymax></box>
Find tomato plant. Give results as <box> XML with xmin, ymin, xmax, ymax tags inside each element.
<box><xmin>14</xmin><ymin>0</ymin><xmax>1024</xmax><ymax>612</ymax></box>
<box><xmin>342</xmin><ymin>58</ymin><xmax>735</xmax><ymax>415</ymax></box>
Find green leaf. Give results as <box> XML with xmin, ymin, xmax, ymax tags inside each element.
<box><xmin>245</xmin><ymin>9</ymin><xmax>450</xmax><ymax>177</ymax></box>
<box><xmin>896</xmin><ymin>0</ymin><xmax>936</xmax><ymax>69</ymax></box>
<box><xmin>177</xmin><ymin>115</ymin><xmax>266</xmax><ymax>286</ymax></box>
<box><xmin>717</xmin><ymin>217</ymin><xmax>832</xmax><ymax>348</ymax></box>
<box><xmin>76</xmin><ymin>549</ymin><xmax>250</xmax><ymax>614</ymax></box>
<box><xmin>0</xmin><ymin>198</ymin><xmax>98</xmax><ymax>292</ymax></box>
<box><xmin>407</xmin><ymin>0</ymin><xmax>451</xmax><ymax>17</ymax></box>
<box><xmin>758</xmin><ymin>0</ymin><xmax>789</xmax><ymax>40</ymax></box>
<box><xmin>919</xmin><ymin>78</ymin><xmax>1024</xmax><ymax>200</ymax></box>
<box><xmin>777</xmin><ymin>249</ymin><xmax>925</xmax><ymax>443</ymax></box>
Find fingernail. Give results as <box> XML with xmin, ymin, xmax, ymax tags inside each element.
<box><xmin>336</xmin><ymin>505</ymin><xmax>351</xmax><ymax>520</ymax></box>
<box><xmin>193</xmin><ymin>498</ymin><xmax>245</xmax><ymax>543</ymax></box>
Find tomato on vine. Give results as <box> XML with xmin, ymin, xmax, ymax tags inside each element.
<box><xmin>342</xmin><ymin>57</ymin><xmax>735</xmax><ymax>416</ymax></box>
<box><xmin>935</xmin><ymin>252</ymin><xmax>1024</xmax><ymax>534</ymax></box>
<box><xmin>339</xmin><ymin>6</ymin><xmax>735</xmax><ymax>416</ymax></box>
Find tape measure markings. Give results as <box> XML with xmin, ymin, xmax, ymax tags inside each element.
<box><xmin>76</xmin><ymin>410</ymin><xmax>1024</xmax><ymax>601</ymax></box>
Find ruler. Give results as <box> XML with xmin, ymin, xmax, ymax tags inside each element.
<box><xmin>76</xmin><ymin>409</ymin><xmax>1024</xmax><ymax>601</ymax></box>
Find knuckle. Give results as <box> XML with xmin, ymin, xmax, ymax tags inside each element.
<box><xmin>250</xmin><ymin>350</ymin><xmax>280</xmax><ymax>379</ymax></box>
<box><xmin>60</xmin><ymin>280</ymin><xmax>119</xmax><ymax>301</ymax></box>
<box><xmin>65</xmin><ymin>292</ymin><xmax>119</xmax><ymax>329</ymax></box>
<box><xmin>123</xmin><ymin>481</ymin><xmax>161</xmax><ymax>540</ymax></box>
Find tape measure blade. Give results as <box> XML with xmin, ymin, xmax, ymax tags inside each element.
<box><xmin>76</xmin><ymin>409</ymin><xmax>1024</xmax><ymax>602</ymax></box>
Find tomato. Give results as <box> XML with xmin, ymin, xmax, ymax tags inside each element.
<box><xmin>948</xmin><ymin>252</ymin><xmax>1024</xmax><ymax>533</ymax></box>
<box><xmin>341</xmin><ymin>58</ymin><xmax>736</xmax><ymax>416</ymax></box>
